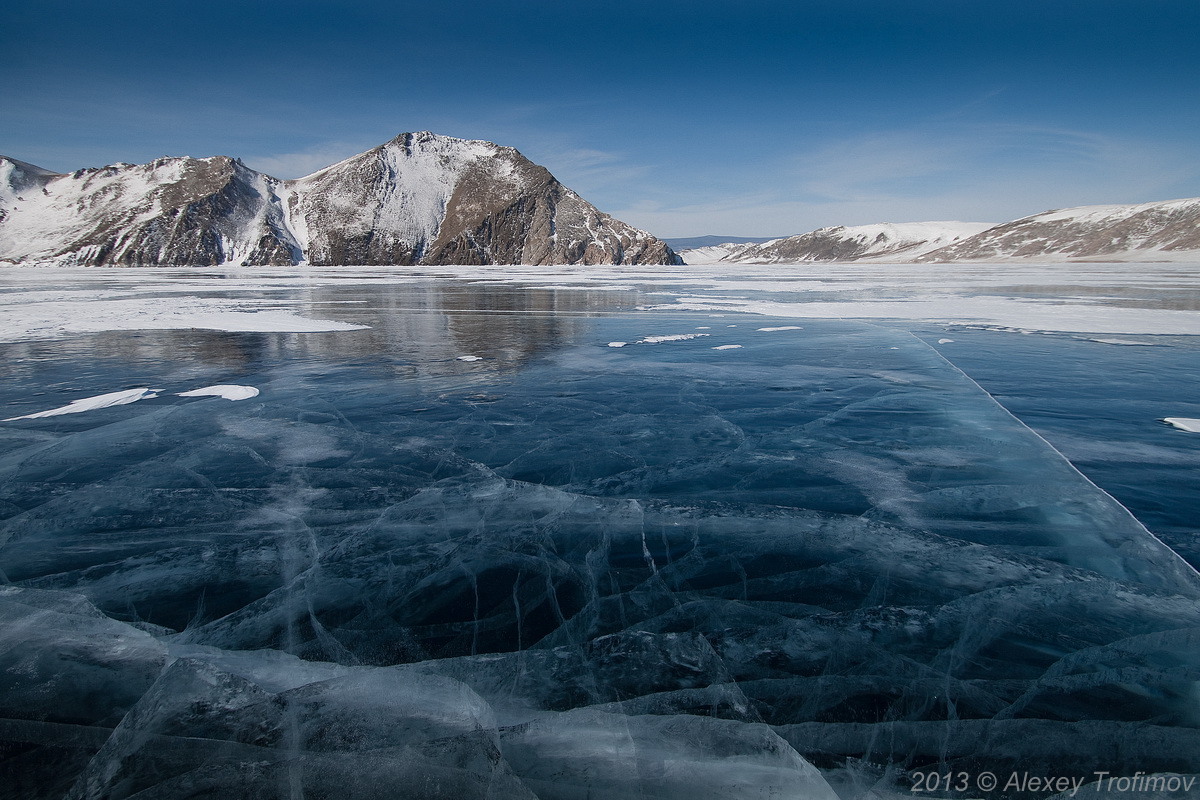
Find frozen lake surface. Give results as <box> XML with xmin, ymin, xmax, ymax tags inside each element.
<box><xmin>1</xmin><ymin>265</ymin><xmax>1198</xmax><ymax>799</ymax></box>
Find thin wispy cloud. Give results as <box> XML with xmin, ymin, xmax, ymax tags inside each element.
<box><xmin>542</xmin><ymin>150</ymin><xmax>652</xmax><ymax>197</ymax></box>
<box><xmin>611</xmin><ymin>123</ymin><xmax>1200</xmax><ymax>236</ymax></box>
<box><xmin>793</xmin><ymin>123</ymin><xmax>1195</xmax><ymax>206</ymax></box>
<box><xmin>244</xmin><ymin>142</ymin><xmax>379</xmax><ymax>180</ymax></box>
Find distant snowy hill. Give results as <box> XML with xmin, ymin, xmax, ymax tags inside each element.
<box><xmin>917</xmin><ymin>198</ymin><xmax>1200</xmax><ymax>262</ymax></box>
<box><xmin>662</xmin><ymin>234</ymin><xmax>780</xmax><ymax>251</ymax></box>
<box><xmin>680</xmin><ymin>199</ymin><xmax>1200</xmax><ymax>265</ymax></box>
<box><xmin>677</xmin><ymin>242</ymin><xmax>763</xmax><ymax>264</ymax></box>
<box><xmin>0</xmin><ymin>133</ymin><xmax>680</xmax><ymax>267</ymax></box>
<box><xmin>681</xmin><ymin>222</ymin><xmax>996</xmax><ymax>265</ymax></box>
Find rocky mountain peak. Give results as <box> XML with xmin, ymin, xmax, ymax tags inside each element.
<box><xmin>0</xmin><ymin>134</ymin><xmax>680</xmax><ymax>267</ymax></box>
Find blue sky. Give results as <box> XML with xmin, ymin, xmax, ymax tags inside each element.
<box><xmin>6</xmin><ymin>0</ymin><xmax>1200</xmax><ymax>237</ymax></box>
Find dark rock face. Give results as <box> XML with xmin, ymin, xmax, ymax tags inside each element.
<box><xmin>0</xmin><ymin>133</ymin><xmax>679</xmax><ymax>267</ymax></box>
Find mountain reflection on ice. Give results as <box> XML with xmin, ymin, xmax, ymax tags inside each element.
<box><xmin>1</xmin><ymin>296</ymin><xmax>1198</xmax><ymax>799</ymax></box>
<box><xmin>0</xmin><ymin>281</ymin><xmax>642</xmax><ymax>385</ymax></box>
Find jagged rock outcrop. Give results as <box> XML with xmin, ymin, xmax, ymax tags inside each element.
<box><xmin>0</xmin><ymin>133</ymin><xmax>680</xmax><ymax>267</ymax></box>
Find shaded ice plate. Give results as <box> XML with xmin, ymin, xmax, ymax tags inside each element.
<box><xmin>1</xmin><ymin>317</ymin><xmax>1198</xmax><ymax>799</ymax></box>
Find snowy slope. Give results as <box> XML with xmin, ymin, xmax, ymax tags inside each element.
<box><xmin>287</xmin><ymin>133</ymin><xmax>505</xmax><ymax>265</ymax></box>
<box><xmin>677</xmin><ymin>243</ymin><xmax>757</xmax><ymax>264</ymax></box>
<box><xmin>919</xmin><ymin>198</ymin><xmax>1200</xmax><ymax>262</ymax></box>
<box><xmin>288</xmin><ymin>132</ymin><xmax>678</xmax><ymax>266</ymax></box>
<box><xmin>0</xmin><ymin>155</ymin><xmax>300</xmax><ymax>266</ymax></box>
<box><xmin>684</xmin><ymin>199</ymin><xmax>1200</xmax><ymax>265</ymax></box>
<box><xmin>0</xmin><ymin>133</ymin><xmax>679</xmax><ymax>267</ymax></box>
<box><xmin>0</xmin><ymin>157</ymin><xmax>58</xmax><ymax>208</ymax></box>
<box><xmin>704</xmin><ymin>221</ymin><xmax>996</xmax><ymax>265</ymax></box>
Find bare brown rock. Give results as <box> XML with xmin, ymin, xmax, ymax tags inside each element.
<box><xmin>0</xmin><ymin>133</ymin><xmax>680</xmax><ymax>267</ymax></box>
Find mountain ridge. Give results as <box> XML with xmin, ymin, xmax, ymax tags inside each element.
<box><xmin>0</xmin><ymin>133</ymin><xmax>681</xmax><ymax>267</ymax></box>
<box><xmin>915</xmin><ymin>198</ymin><xmax>1200</xmax><ymax>262</ymax></box>
<box><xmin>689</xmin><ymin>221</ymin><xmax>994</xmax><ymax>265</ymax></box>
<box><xmin>680</xmin><ymin>198</ymin><xmax>1200</xmax><ymax>265</ymax></box>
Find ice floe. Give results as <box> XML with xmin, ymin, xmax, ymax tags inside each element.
<box><xmin>711</xmin><ymin>344</ymin><xmax>742</xmax><ymax>350</ymax></box>
<box><xmin>637</xmin><ymin>333</ymin><xmax>710</xmax><ymax>344</ymax></box>
<box><xmin>3</xmin><ymin>387</ymin><xmax>158</xmax><ymax>420</ymax></box>
<box><xmin>178</xmin><ymin>385</ymin><xmax>260</xmax><ymax>401</ymax></box>
<box><xmin>0</xmin><ymin>276</ymin><xmax>369</xmax><ymax>343</ymax></box>
<box><xmin>1089</xmin><ymin>337</ymin><xmax>1157</xmax><ymax>346</ymax></box>
<box><xmin>1163</xmin><ymin>417</ymin><xmax>1200</xmax><ymax>433</ymax></box>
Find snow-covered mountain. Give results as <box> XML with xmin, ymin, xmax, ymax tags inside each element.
<box><xmin>0</xmin><ymin>133</ymin><xmax>680</xmax><ymax>267</ymax></box>
<box><xmin>676</xmin><ymin>242</ymin><xmax>758</xmax><ymax>264</ymax></box>
<box><xmin>662</xmin><ymin>234</ymin><xmax>779</xmax><ymax>251</ymax></box>
<box><xmin>0</xmin><ymin>154</ymin><xmax>300</xmax><ymax>266</ymax></box>
<box><xmin>683</xmin><ymin>222</ymin><xmax>995</xmax><ymax>264</ymax></box>
<box><xmin>916</xmin><ymin>198</ymin><xmax>1200</xmax><ymax>262</ymax></box>
<box><xmin>680</xmin><ymin>198</ymin><xmax>1200</xmax><ymax>265</ymax></box>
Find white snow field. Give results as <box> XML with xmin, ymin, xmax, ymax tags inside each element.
<box><xmin>1</xmin><ymin>260</ymin><xmax>1199</xmax><ymax>341</ymax></box>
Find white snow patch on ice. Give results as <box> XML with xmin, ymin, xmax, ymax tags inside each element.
<box><xmin>646</xmin><ymin>296</ymin><xmax>1200</xmax><ymax>336</ymax></box>
<box><xmin>1088</xmin><ymin>338</ymin><xmax>1158</xmax><ymax>346</ymax></box>
<box><xmin>0</xmin><ymin>290</ymin><xmax>368</xmax><ymax>343</ymax></box>
<box><xmin>178</xmin><ymin>385</ymin><xmax>260</xmax><ymax>401</ymax></box>
<box><xmin>756</xmin><ymin>326</ymin><xmax>803</xmax><ymax>332</ymax></box>
<box><xmin>456</xmin><ymin>355</ymin><xmax>483</xmax><ymax>361</ymax></box>
<box><xmin>938</xmin><ymin>338</ymin><xmax>955</xmax><ymax>344</ymax></box>
<box><xmin>2</xmin><ymin>261</ymin><xmax>1199</xmax><ymax>338</ymax></box>
<box><xmin>637</xmin><ymin>334</ymin><xmax>711</xmax><ymax>344</ymax></box>
<box><xmin>1163</xmin><ymin>418</ymin><xmax>1200</xmax><ymax>433</ymax></box>
<box><xmin>607</xmin><ymin>342</ymin><xmax>627</xmax><ymax>348</ymax></box>
<box><xmin>712</xmin><ymin>344</ymin><xmax>743</xmax><ymax>350</ymax></box>
<box><xmin>4</xmin><ymin>387</ymin><xmax>158</xmax><ymax>420</ymax></box>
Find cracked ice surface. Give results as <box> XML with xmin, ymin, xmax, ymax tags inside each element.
<box><xmin>1</xmin><ymin>315</ymin><xmax>1199</xmax><ymax>799</ymax></box>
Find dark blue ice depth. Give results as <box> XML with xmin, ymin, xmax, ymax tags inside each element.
<box><xmin>1</xmin><ymin>283</ymin><xmax>1198</xmax><ymax>799</ymax></box>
